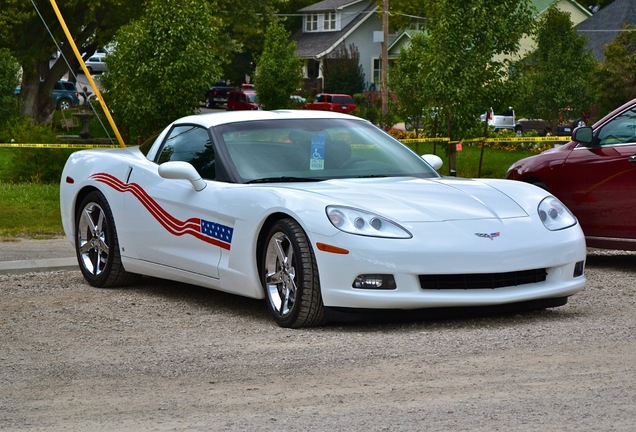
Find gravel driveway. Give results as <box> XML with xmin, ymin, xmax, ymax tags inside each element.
<box><xmin>1</xmin><ymin>248</ymin><xmax>635</xmax><ymax>431</ymax></box>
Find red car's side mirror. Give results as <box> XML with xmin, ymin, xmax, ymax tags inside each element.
<box><xmin>573</xmin><ymin>126</ymin><xmax>594</xmax><ymax>147</ymax></box>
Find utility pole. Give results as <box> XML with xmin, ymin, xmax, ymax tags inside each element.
<box><xmin>381</xmin><ymin>0</ymin><xmax>389</xmax><ymax>119</ymax></box>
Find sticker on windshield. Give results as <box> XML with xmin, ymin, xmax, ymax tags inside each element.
<box><xmin>310</xmin><ymin>133</ymin><xmax>326</xmax><ymax>170</ymax></box>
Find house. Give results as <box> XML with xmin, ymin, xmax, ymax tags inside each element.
<box><xmin>576</xmin><ymin>0</ymin><xmax>636</xmax><ymax>61</ymax></box>
<box><xmin>291</xmin><ymin>0</ymin><xmax>394</xmax><ymax>92</ymax></box>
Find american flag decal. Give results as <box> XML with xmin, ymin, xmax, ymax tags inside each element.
<box><xmin>91</xmin><ymin>172</ymin><xmax>233</xmax><ymax>250</ymax></box>
<box><xmin>201</xmin><ymin>220</ymin><xmax>233</xmax><ymax>245</ymax></box>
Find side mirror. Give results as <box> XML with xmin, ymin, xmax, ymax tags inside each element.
<box><xmin>422</xmin><ymin>154</ymin><xmax>443</xmax><ymax>171</ymax></box>
<box><xmin>158</xmin><ymin>161</ymin><xmax>207</xmax><ymax>191</ymax></box>
<box><xmin>572</xmin><ymin>126</ymin><xmax>594</xmax><ymax>147</ymax></box>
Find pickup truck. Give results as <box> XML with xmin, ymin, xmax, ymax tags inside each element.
<box><xmin>204</xmin><ymin>81</ymin><xmax>238</xmax><ymax>108</ymax></box>
<box><xmin>305</xmin><ymin>93</ymin><xmax>356</xmax><ymax>114</ymax></box>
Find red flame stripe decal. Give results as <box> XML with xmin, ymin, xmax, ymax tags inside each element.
<box><xmin>91</xmin><ymin>173</ymin><xmax>232</xmax><ymax>250</ymax></box>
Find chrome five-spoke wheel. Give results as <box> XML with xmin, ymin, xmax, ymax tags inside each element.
<box><xmin>75</xmin><ymin>191</ymin><xmax>137</xmax><ymax>287</ymax></box>
<box><xmin>262</xmin><ymin>219</ymin><xmax>326</xmax><ymax>328</ymax></box>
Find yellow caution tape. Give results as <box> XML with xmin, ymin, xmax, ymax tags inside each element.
<box><xmin>0</xmin><ymin>143</ymin><xmax>118</xmax><ymax>149</ymax></box>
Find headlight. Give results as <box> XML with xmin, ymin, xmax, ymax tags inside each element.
<box><xmin>326</xmin><ymin>206</ymin><xmax>412</xmax><ymax>238</ymax></box>
<box><xmin>538</xmin><ymin>197</ymin><xmax>577</xmax><ymax>231</ymax></box>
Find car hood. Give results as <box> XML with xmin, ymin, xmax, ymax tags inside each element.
<box><xmin>279</xmin><ymin>177</ymin><xmax>529</xmax><ymax>222</ymax></box>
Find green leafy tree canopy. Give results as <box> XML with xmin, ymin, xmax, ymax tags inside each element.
<box><xmin>0</xmin><ymin>0</ymin><xmax>142</xmax><ymax>124</ymax></box>
<box><xmin>322</xmin><ymin>43</ymin><xmax>365</xmax><ymax>96</ymax></box>
<box><xmin>101</xmin><ymin>0</ymin><xmax>236</xmax><ymax>141</ymax></box>
<box><xmin>402</xmin><ymin>0</ymin><xmax>534</xmax><ymax>140</ymax></box>
<box><xmin>254</xmin><ymin>19</ymin><xmax>303</xmax><ymax>110</ymax></box>
<box><xmin>519</xmin><ymin>5</ymin><xmax>597</xmax><ymax>124</ymax></box>
<box><xmin>593</xmin><ymin>24</ymin><xmax>636</xmax><ymax>116</ymax></box>
<box><xmin>0</xmin><ymin>48</ymin><xmax>21</xmax><ymax>128</ymax></box>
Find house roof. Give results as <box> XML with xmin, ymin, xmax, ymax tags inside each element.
<box><xmin>299</xmin><ymin>0</ymin><xmax>367</xmax><ymax>13</ymax></box>
<box><xmin>292</xmin><ymin>1</ymin><xmax>378</xmax><ymax>59</ymax></box>
<box><xmin>576</xmin><ymin>0</ymin><xmax>636</xmax><ymax>61</ymax></box>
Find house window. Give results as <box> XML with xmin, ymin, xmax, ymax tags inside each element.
<box><xmin>373</xmin><ymin>58</ymin><xmax>381</xmax><ymax>86</ymax></box>
<box><xmin>324</xmin><ymin>12</ymin><xmax>336</xmax><ymax>30</ymax></box>
<box><xmin>305</xmin><ymin>14</ymin><xmax>318</xmax><ymax>32</ymax></box>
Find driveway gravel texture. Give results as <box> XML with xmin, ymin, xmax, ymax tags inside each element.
<box><xmin>1</xmin><ymin>246</ymin><xmax>635</xmax><ymax>431</ymax></box>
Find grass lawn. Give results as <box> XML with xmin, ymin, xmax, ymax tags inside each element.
<box><xmin>0</xmin><ymin>182</ymin><xmax>63</xmax><ymax>238</ymax></box>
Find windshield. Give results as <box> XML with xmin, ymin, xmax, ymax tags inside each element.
<box><xmin>215</xmin><ymin>118</ymin><xmax>440</xmax><ymax>183</ymax></box>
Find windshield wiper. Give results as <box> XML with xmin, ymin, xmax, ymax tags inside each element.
<box><xmin>246</xmin><ymin>176</ymin><xmax>322</xmax><ymax>184</ymax></box>
<box><xmin>352</xmin><ymin>174</ymin><xmax>389</xmax><ymax>178</ymax></box>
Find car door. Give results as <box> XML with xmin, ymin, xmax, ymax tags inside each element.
<box><xmin>123</xmin><ymin>124</ymin><xmax>229</xmax><ymax>278</ymax></box>
<box><xmin>557</xmin><ymin>105</ymin><xmax>636</xmax><ymax>239</ymax></box>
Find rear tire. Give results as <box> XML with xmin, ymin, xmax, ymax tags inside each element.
<box><xmin>261</xmin><ymin>219</ymin><xmax>326</xmax><ymax>328</ymax></box>
<box><xmin>57</xmin><ymin>99</ymin><xmax>71</xmax><ymax>110</ymax></box>
<box><xmin>75</xmin><ymin>191</ymin><xmax>139</xmax><ymax>287</ymax></box>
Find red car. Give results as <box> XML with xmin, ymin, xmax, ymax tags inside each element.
<box><xmin>305</xmin><ymin>93</ymin><xmax>356</xmax><ymax>114</ymax></box>
<box><xmin>226</xmin><ymin>90</ymin><xmax>259</xmax><ymax>111</ymax></box>
<box><xmin>506</xmin><ymin>97</ymin><xmax>636</xmax><ymax>251</ymax></box>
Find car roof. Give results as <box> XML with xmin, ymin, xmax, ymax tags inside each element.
<box><xmin>176</xmin><ymin>109</ymin><xmax>365</xmax><ymax>128</ymax></box>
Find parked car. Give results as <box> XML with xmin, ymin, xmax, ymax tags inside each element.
<box><xmin>507</xmin><ymin>97</ymin><xmax>636</xmax><ymax>251</ymax></box>
<box><xmin>59</xmin><ymin>110</ymin><xmax>586</xmax><ymax>328</ymax></box>
<box><xmin>306</xmin><ymin>93</ymin><xmax>356</xmax><ymax>114</ymax></box>
<box><xmin>553</xmin><ymin>117</ymin><xmax>588</xmax><ymax>136</ymax></box>
<box><xmin>14</xmin><ymin>80</ymin><xmax>80</xmax><ymax>110</ymax></box>
<box><xmin>84</xmin><ymin>55</ymin><xmax>108</xmax><ymax>74</ymax></box>
<box><xmin>515</xmin><ymin>118</ymin><xmax>553</xmax><ymax>136</ymax></box>
<box><xmin>204</xmin><ymin>81</ymin><xmax>237</xmax><ymax>108</ymax></box>
<box><xmin>481</xmin><ymin>108</ymin><xmax>515</xmax><ymax>132</ymax></box>
<box><xmin>515</xmin><ymin>117</ymin><xmax>588</xmax><ymax>136</ymax></box>
<box><xmin>226</xmin><ymin>90</ymin><xmax>259</xmax><ymax>111</ymax></box>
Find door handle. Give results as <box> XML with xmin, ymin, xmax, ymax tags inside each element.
<box><xmin>630</xmin><ymin>155</ymin><xmax>636</xmax><ymax>163</ymax></box>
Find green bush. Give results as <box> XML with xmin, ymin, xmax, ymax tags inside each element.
<box><xmin>0</xmin><ymin>48</ymin><xmax>20</xmax><ymax>129</ymax></box>
<box><xmin>0</xmin><ymin>118</ymin><xmax>73</xmax><ymax>184</ymax></box>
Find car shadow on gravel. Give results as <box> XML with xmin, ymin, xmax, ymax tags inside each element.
<box><xmin>121</xmin><ymin>275</ymin><xmax>576</xmax><ymax>330</ymax></box>
<box><xmin>130</xmin><ymin>276</ymin><xmax>272</xmax><ymax>322</ymax></box>
<box><xmin>585</xmin><ymin>250</ymin><xmax>636</xmax><ymax>271</ymax></box>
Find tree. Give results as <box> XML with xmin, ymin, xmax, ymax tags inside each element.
<box><xmin>0</xmin><ymin>0</ymin><xmax>142</xmax><ymax>124</ymax></box>
<box><xmin>321</xmin><ymin>43</ymin><xmax>365</xmax><ymax>96</ymax></box>
<box><xmin>391</xmin><ymin>32</ymin><xmax>434</xmax><ymax>137</ymax></box>
<box><xmin>254</xmin><ymin>19</ymin><xmax>303</xmax><ymax>110</ymax></box>
<box><xmin>215</xmin><ymin>0</ymin><xmax>282</xmax><ymax>85</ymax></box>
<box><xmin>517</xmin><ymin>5</ymin><xmax>597</xmax><ymax>125</ymax></box>
<box><xmin>391</xmin><ymin>0</ymin><xmax>534</xmax><ymax>173</ymax></box>
<box><xmin>100</xmin><ymin>0</ymin><xmax>235</xmax><ymax>141</ymax></box>
<box><xmin>0</xmin><ymin>48</ymin><xmax>20</xmax><ymax>128</ymax></box>
<box><xmin>593</xmin><ymin>24</ymin><xmax>636</xmax><ymax>116</ymax></box>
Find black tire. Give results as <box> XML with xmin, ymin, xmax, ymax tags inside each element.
<box><xmin>86</xmin><ymin>66</ymin><xmax>93</xmax><ymax>74</ymax></box>
<box><xmin>206</xmin><ymin>97</ymin><xmax>216</xmax><ymax>109</ymax></box>
<box><xmin>57</xmin><ymin>98</ymin><xmax>71</xmax><ymax>110</ymax></box>
<box><xmin>75</xmin><ymin>190</ymin><xmax>139</xmax><ymax>287</ymax></box>
<box><xmin>515</xmin><ymin>126</ymin><xmax>523</xmax><ymax>136</ymax></box>
<box><xmin>261</xmin><ymin>218</ymin><xmax>326</xmax><ymax>328</ymax></box>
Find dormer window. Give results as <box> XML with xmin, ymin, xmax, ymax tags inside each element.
<box><xmin>305</xmin><ymin>14</ymin><xmax>318</xmax><ymax>32</ymax></box>
<box><xmin>304</xmin><ymin>11</ymin><xmax>339</xmax><ymax>32</ymax></box>
<box><xmin>324</xmin><ymin>12</ymin><xmax>336</xmax><ymax>30</ymax></box>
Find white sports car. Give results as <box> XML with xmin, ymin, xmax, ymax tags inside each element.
<box><xmin>60</xmin><ymin>110</ymin><xmax>586</xmax><ymax>328</ymax></box>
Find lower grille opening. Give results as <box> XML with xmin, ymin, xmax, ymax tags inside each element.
<box><xmin>419</xmin><ymin>268</ymin><xmax>547</xmax><ymax>290</ymax></box>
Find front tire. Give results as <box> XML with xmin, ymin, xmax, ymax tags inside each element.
<box><xmin>261</xmin><ymin>219</ymin><xmax>326</xmax><ymax>328</ymax></box>
<box><xmin>75</xmin><ymin>191</ymin><xmax>138</xmax><ymax>287</ymax></box>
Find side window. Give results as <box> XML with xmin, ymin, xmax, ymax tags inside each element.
<box><xmin>156</xmin><ymin>125</ymin><xmax>216</xmax><ymax>180</ymax></box>
<box><xmin>597</xmin><ymin>107</ymin><xmax>636</xmax><ymax>146</ymax></box>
